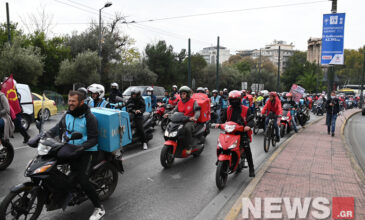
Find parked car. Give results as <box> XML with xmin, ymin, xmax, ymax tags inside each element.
<box><xmin>32</xmin><ymin>93</ymin><xmax>58</xmax><ymax>121</ymax></box>
<box><xmin>122</xmin><ymin>86</ymin><xmax>165</xmax><ymax>102</ymax></box>
<box><xmin>17</xmin><ymin>83</ymin><xmax>34</xmax><ymax>131</ymax></box>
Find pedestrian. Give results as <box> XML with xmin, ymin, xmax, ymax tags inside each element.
<box><xmin>0</xmin><ymin>91</ymin><xmax>15</xmax><ymax>142</ymax></box>
<box><xmin>325</xmin><ymin>91</ymin><xmax>340</xmax><ymax>136</ymax></box>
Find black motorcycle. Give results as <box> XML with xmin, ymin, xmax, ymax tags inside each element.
<box><xmin>160</xmin><ymin>104</ymin><xmax>175</xmax><ymax>131</ymax></box>
<box><xmin>296</xmin><ymin>106</ymin><xmax>309</xmax><ymax>126</ymax></box>
<box><xmin>0</xmin><ymin>132</ymin><xmax>124</xmax><ymax>220</ymax></box>
<box><xmin>210</xmin><ymin>103</ymin><xmax>219</xmax><ymax>123</ymax></box>
<box><xmin>0</xmin><ymin>139</ymin><xmax>14</xmax><ymax>170</ymax></box>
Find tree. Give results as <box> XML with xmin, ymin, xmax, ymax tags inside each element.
<box><xmin>336</xmin><ymin>47</ymin><xmax>365</xmax><ymax>85</ymax></box>
<box><xmin>0</xmin><ymin>39</ymin><xmax>44</xmax><ymax>85</ymax></box>
<box><xmin>56</xmin><ymin>50</ymin><xmax>100</xmax><ymax>89</ymax></box>
<box><xmin>281</xmin><ymin>51</ymin><xmax>307</xmax><ymax>90</ymax></box>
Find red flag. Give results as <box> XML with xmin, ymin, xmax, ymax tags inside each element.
<box><xmin>1</xmin><ymin>74</ymin><xmax>22</xmax><ymax>115</ymax></box>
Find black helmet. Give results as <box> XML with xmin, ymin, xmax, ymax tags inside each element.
<box><xmin>131</xmin><ymin>88</ymin><xmax>141</xmax><ymax>96</ymax></box>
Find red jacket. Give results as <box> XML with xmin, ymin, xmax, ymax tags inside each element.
<box><xmin>168</xmin><ymin>96</ymin><xmax>180</xmax><ymax>106</ymax></box>
<box><xmin>177</xmin><ymin>98</ymin><xmax>195</xmax><ymax>117</ymax></box>
<box><xmin>261</xmin><ymin>97</ymin><xmax>282</xmax><ymax>116</ymax></box>
<box><xmin>227</xmin><ymin>105</ymin><xmax>253</xmax><ymax>142</ymax></box>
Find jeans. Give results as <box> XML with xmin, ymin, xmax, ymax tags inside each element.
<box><xmin>215</xmin><ymin>109</ymin><xmax>221</xmax><ymax>123</ymax></box>
<box><xmin>326</xmin><ymin>113</ymin><xmax>337</xmax><ymax>133</ymax></box>
<box><xmin>265</xmin><ymin>116</ymin><xmax>280</xmax><ymax>139</ymax></box>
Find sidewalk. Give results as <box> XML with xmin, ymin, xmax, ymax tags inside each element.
<box><xmin>232</xmin><ymin>109</ymin><xmax>365</xmax><ymax>220</ymax></box>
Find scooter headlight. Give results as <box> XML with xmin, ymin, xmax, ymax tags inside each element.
<box><xmin>281</xmin><ymin>116</ymin><xmax>289</xmax><ymax>120</ymax></box>
<box><xmin>169</xmin><ymin>131</ymin><xmax>178</xmax><ymax>137</ymax></box>
<box><xmin>37</xmin><ymin>143</ymin><xmax>51</xmax><ymax>156</ymax></box>
<box><xmin>224</xmin><ymin>125</ymin><xmax>236</xmax><ymax>133</ymax></box>
<box><xmin>164</xmin><ymin>129</ymin><xmax>169</xmax><ymax>137</ymax></box>
<box><xmin>33</xmin><ymin>163</ymin><xmax>54</xmax><ymax>174</ymax></box>
<box><xmin>229</xmin><ymin>140</ymin><xmax>238</xmax><ymax>149</ymax></box>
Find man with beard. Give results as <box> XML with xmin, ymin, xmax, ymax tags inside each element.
<box><xmin>46</xmin><ymin>91</ymin><xmax>105</xmax><ymax>220</ymax></box>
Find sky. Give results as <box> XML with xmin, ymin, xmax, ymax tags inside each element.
<box><xmin>0</xmin><ymin>0</ymin><xmax>364</xmax><ymax>54</ymax></box>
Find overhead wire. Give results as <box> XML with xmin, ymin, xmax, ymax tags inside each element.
<box><xmin>63</xmin><ymin>0</ymin><xmax>115</xmax><ymax>18</ymax></box>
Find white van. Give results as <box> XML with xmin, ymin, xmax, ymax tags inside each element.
<box><xmin>17</xmin><ymin>84</ymin><xmax>34</xmax><ymax>130</ymax></box>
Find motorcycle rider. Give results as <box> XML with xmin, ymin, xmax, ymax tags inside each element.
<box><xmin>162</xmin><ymin>91</ymin><xmax>170</xmax><ymax>104</ymax></box>
<box><xmin>46</xmin><ymin>90</ymin><xmax>105</xmax><ymax>220</ymax></box>
<box><xmin>211</xmin><ymin>90</ymin><xmax>223</xmax><ymax>123</ymax></box>
<box><xmin>219</xmin><ymin>90</ymin><xmax>255</xmax><ymax>177</ymax></box>
<box><xmin>281</xmin><ymin>93</ymin><xmax>298</xmax><ymax>133</ymax></box>
<box><xmin>261</xmin><ymin>92</ymin><xmax>282</xmax><ymax>142</ymax></box>
<box><xmin>146</xmin><ymin>87</ymin><xmax>157</xmax><ymax>109</ymax></box>
<box><xmin>325</xmin><ymin>91</ymin><xmax>340</xmax><ymax>136</ymax></box>
<box><xmin>205</xmin><ymin>88</ymin><xmax>211</xmax><ymax>98</ymax></box>
<box><xmin>87</xmin><ymin>84</ymin><xmax>110</xmax><ymax>108</ymax></box>
<box><xmin>168</xmin><ymin>92</ymin><xmax>180</xmax><ymax>106</ymax></box>
<box><xmin>172</xmin><ymin>85</ymin><xmax>178</xmax><ymax>95</ymax></box>
<box><xmin>126</xmin><ymin>88</ymin><xmax>148</xmax><ymax>150</ymax></box>
<box><xmin>165</xmin><ymin>86</ymin><xmax>201</xmax><ymax>155</ymax></box>
<box><xmin>77</xmin><ymin>87</ymin><xmax>90</xmax><ymax>104</ymax></box>
<box><xmin>241</xmin><ymin>90</ymin><xmax>250</xmax><ymax>107</ymax></box>
<box><xmin>109</xmin><ymin>82</ymin><xmax>123</xmax><ymax>104</ymax></box>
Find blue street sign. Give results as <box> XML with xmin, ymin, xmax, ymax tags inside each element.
<box><xmin>321</xmin><ymin>13</ymin><xmax>345</xmax><ymax>65</ymax></box>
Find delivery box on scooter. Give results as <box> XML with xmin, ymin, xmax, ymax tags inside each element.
<box><xmin>191</xmin><ymin>93</ymin><xmax>211</xmax><ymax>123</ymax></box>
<box><xmin>143</xmin><ymin>96</ymin><xmax>152</xmax><ymax>113</ymax></box>
<box><xmin>91</xmin><ymin>108</ymin><xmax>132</xmax><ymax>152</ymax></box>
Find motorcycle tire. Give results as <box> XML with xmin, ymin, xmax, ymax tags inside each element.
<box><xmin>216</xmin><ymin>160</ymin><xmax>229</xmax><ymax>190</ymax></box>
<box><xmin>280</xmin><ymin>124</ymin><xmax>285</xmax><ymax>138</ymax></box>
<box><xmin>0</xmin><ymin>140</ymin><xmax>14</xmax><ymax>170</ymax></box>
<box><xmin>0</xmin><ymin>185</ymin><xmax>44</xmax><ymax>220</ymax></box>
<box><xmin>160</xmin><ymin>145</ymin><xmax>175</xmax><ymax>168</ymax></box>
<box><xmin>253</xmin><ymin>123</ymin><xmax>259</xmax><ymax>135</ymax></box>
<box><xmin>91</xmin><ymin>163</ymin><xmax>119</xmax><ymax>201</ymax></box>
<box><xmin>271</xmin><ymin>127</ymin><xmax>277</xmax><ymax>147</ymax></box>
<box><xmin>161</xmin><ymin>118</ymin><xmax>168</xmax><ymax>131</ymax></box>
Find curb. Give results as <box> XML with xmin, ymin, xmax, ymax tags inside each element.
<box><xmin>224</xmin><ymin>116</ymin><xmax>324</xmax><ymax>220</ymax></box>
<box><xmin>340</xmin><ymin>110</ymin><xmax>365</xmax><ymax>185</ymax></box>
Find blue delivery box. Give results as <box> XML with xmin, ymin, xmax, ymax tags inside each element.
<box><xmin>143</xmin><ymin>96</ymin><xmax>152</xmax><ymax>113</ymax></box>
<box><xmin>90</xmin><ymin>108</ymin><xmax>132</xmax><ymax>152</ymax></box>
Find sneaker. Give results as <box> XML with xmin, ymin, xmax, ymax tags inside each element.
<box><xmin>332</xmin><ymin>133</ymin><xmax>334</xmax><ymax>137</ymax></box>
<box><xmin>249</xmin><ymin>169</ymin><xmax>255</xmax><ymax>177</ymax></box>
<box><xmin>89</xmin><ymin>206</ymin><xmax>105</xmax><ymax>220</ymax></box>
<box><xmin>143</xmin><ymin>143</ymin><xmax>148</xmax><ymax>150</ymax></box>
<box><xmin>23</xmin><ymin>135</ymin><xmax>30</xmax><ymax>144</ymax></box>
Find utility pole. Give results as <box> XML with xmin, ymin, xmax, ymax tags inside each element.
<box><xmin>98</xmin><ymin>2</ymin><xmax>112</xmax><ymax>76</ymax></box>
<box><xmin>277</xmin><ymin>46</ymin><xmax>281</xmax><ymax>92</ymax></box>
<box><xmin>216</xmin><ymin>36</ymin><xmax>220</xmax><ymax>90</ymax></box>
<box><xmin>360</xmin><ymin>51</ymin><xmax>365</xmax><ymax>108</ymax></box>
<box><xmin>188</xmin><ymin>38</ymin><xmax>191</xmax><ymax>88</ymax></box>
<box><xmin>6</xmin><ymin>2</ymin><xmax>11</xmax><ymax>44</ymax></box>
<box><xmin>327</xmin><ymin>0</ymin><xmax>337</xmax><ymax>99</ymax></box>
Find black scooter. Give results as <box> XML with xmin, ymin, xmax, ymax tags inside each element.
<box><xmin>0</xmin><ymin>132</ymin><xmax>124</xmax><ymax>220</ymax></box>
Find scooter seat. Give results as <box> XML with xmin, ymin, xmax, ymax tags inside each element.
<box><xmin>192</xmin><ymin>123</ymin><xmax>205</xmax><ymax>136</ymax></box>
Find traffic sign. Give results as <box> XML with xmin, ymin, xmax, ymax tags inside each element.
<box><xmin>321</xmin><ymin>13</ymin><xmax>346</xmax><ymax>65</ymax></box>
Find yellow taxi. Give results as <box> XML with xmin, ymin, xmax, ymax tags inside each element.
<box><xmin>32</xmin><ymin>93</ymin><xmax>58</xmax><ymax>120</ymax></box>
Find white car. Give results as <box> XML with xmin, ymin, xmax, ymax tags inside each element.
<box><xmin>17</xmin><ymin>84</ymin><xmax>34</xmax><ymax>131</ymax></box>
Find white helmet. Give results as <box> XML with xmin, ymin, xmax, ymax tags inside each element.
<box><xmin>147</xmin><ymin>87</ymin><xmax>154</xmax><ymax>92</ymax></box>
<box><xmin>172</xmin><ymin>85</ymin><xmax>178</xmax><ymax>89</ymax></box>
<box><xmin>87</xmin><ymin>83</ymin><xmax>105</xmax><ymax>98</ymax></box>
<box><xmin>111</xmin><ymin>82</ymin><xmax>119</xmax><ymax>89</ymax></box>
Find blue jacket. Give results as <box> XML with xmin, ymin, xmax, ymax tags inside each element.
<box><xmin>150</xmin><ymin>95</ymin><xmax>157</xmax><ymax>108</ymax></box>
<box><xmin>88</xmin><ymin>98</ymin><xmax>109</xmax><ymax>108</ymax></box>
<box><xmin>211</xmin><ymin>95</ymin><xmax>223</xmax><ymax>109</ymax></box>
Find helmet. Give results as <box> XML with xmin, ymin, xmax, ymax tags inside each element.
<box><xmin>146</xmin><ymin>87</ymin><xmax>154</xmax><ymax>92</ymax></box>
<box><xmin>87</xmin><ymin>84</ymin><xmax>105</xmax><ymax>98</ymax></box>
<box><xmin>251</xmin><ymin>92</ymin><xmax>255</xmax><ymax>95</ymax></box>
<box><xmin>111</xmin><ymin>82</ymin><xmax>119</xmax><ymax>89</ymax></box>
<box><xmin>196</xmin><ymin>87</ymin><xmax>205</xmax><ymax>93</ymax></box>
<box><xmin>228</xmin><ymin>90</ymin><xmax>241</xmax><ymax>100</ymax></box>
<box><xmin>286</xmin><ymin>92</ymin><xmax>292</xmax><ymax>98</ymax></box>
<box><xmin>77</xmin><ymin>87</ymin><xmax>88</xmax><ymax>98</ymax></box>
<box><xmin>172</xmin><ymin>85</ymin><xmax>178</xmax><ymax>89</ymax></box>
<box><xmin>179</xmin><ymin>86</ymin><xmax>191</xmax><ymax>96</ymax></box>
<box><xmin>223</xmin><ymin>88</ymin><xmax>228</xmax><ymax>92</ymax></box>
<box><xmin>212</xmin><ymin>90</ymin><xmax>218</xmax><ymax>94</ymax></box>
<box><xmin>269</xmin><ymin>91</ymin><xmax>277</xmax><ymax>97</ymax></box>
<box><xmin>131</xmin><ymin>88</ymin><xmax>141</xmax><ymax>96</ymax></box>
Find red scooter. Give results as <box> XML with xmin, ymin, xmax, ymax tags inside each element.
<box><xmin>280</xmin><ymin>104</ymin><xmax>293</xmax><ymax>138</ymax></box>
<box><xmin>154</xmin><ymin>102</ymin><xmax>166</xmax><ymax>122</ymax></box>
<box><xmin>214</xmin><ymin>121</ymin><xmax>247</xmax><ymax>190</ymax></box>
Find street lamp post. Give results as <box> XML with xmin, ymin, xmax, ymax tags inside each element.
<box><xmin>99</xmin><ymin>2</ymin><xmax>112</xmax><ymax>75</ymax></box>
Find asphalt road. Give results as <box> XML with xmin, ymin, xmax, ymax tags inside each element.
<box><xmin>345</xmin><ymin>112</ymin><xmax>365</xmax><ymax>174</ymax></box>
<box><xmin>0</xmin><ymin>112</ymin><xmax>321</xmax><ymax>220</ymax></box>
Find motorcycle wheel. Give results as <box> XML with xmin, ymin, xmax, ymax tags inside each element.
<box><xmin>0</xmin><ymin>140</ymin><xmax>14</xmax><ymax>170</ymax></box>
<box><xmin>271</xmin><ymin>128</ymin><xmax>277</xmax><ymax>147</ymax></box>
<box><xmin>91</xmin><ymin>163</ymin><xmax>118</xmax><ymax>201</ymax></box>
<box><xmin>161</xmin><ymin>118</ymin><xmax>168</xmax><ymax>131</ymax></box>
<box><xmin>263</xmin><ymin>129</ymin><xmax>271</xmax><ymax>153</ymax></box>
<box><xmin>160</xmin><ymin>145</ymin><xmax>175</xmax><ymax>168</ymax></box>
<box><xmin>0</xmin><ymin>185</ymin><xmax>44</xmax><ymax>220</ymax></box>
<box><xmin>280</xmin><ymin>124</ymin><xmax>285</xmax><ymax>138</ymax></box>
<box><xmin>216</xmin><ymin>161</ymin><xmax>229</xmax><ymax>190</ymax></box>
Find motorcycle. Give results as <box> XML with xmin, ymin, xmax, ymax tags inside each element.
<box><xmin>296</xmin><ymin>106</ymin><xmax>309</xmax><ymax>126</ymax></box>
<box><xmin>160</xmin><ymin>104</ymin><xmax>175</xmax><ymax>131</ymax></box>
<box><xmin>126</xmin><ymin>103</ymin><xmax>154</xmax><ymax>146</ymax></box>
<box><xmin>253</xmin><ymin>112</ymin><xmax>265</xmax><ymax>135</ymax></box>
<box><xmin>214</xmin><ymin>121</ymin><xmax>250</xmax><ymax>190</ymax></box>
<box><xmin>153</xmin><ymin>102</ymin><xmax>166</xmax><ymax>124</ymax></box>
<box><xmin>160</xmin><ymin>112</ymin><xmax>208</xmax><ymax>168</ymax></box>
<box><xmin>210</xmin><ymin>103</ymin><xmax>219</xmax><ymax>123</ymax></box>
<box><xmin>0</xmin><ymin>132</ymin><xmax>124</xmax><ymax>220</ymax></box>
<box><xmin>0</xmin><ymin>139</ymin><xmax>14</xmax><ymax>170</ymax></box>
<box><xmin>280</xmin><ymin>104</ymin><xmax>292</xmax><ymax>138</ymax></box>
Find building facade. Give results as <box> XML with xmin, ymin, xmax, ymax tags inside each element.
<box><xmin>199</xmin><ymin>46</ymin><xmax>231</xmax><ymax>64</ymax></box>
<box><xmin>307</xmin><ymin>37</ymin><xmax>322</xmax><ymax>64</ymax></box>
<box><xmin>236</xmin><ymin>40</ymin><xmax>295</xmax><ymax>72</ymax></box>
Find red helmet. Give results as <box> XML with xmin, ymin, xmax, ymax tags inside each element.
<box><xmin>286</xmin><ymin>92</ymin><xmax>292</xmax><ymax>97</ymax></box>
<box><xmin>269</xmin><ymin>91</ymin><xmax>277</xmax><ymax>97</ymax></box>
<box><xmin>228</xmin><ymin>90</ymin><xmax>241</xmax><ymax>100</ymax></box>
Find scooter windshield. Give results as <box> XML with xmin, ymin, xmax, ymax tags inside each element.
<box><xmin>170</xmin><ymin>112</ymin><xmax>189</xmax><ymax>123</ymax></box>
